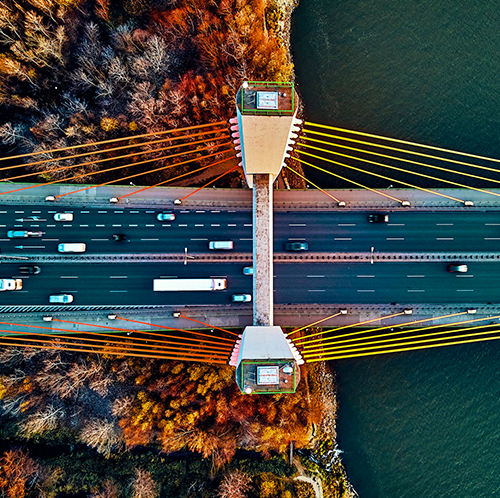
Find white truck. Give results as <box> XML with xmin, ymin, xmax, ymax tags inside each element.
<box><xmin>153</xmin><ymin>278</ymin><xmax>227</xmax><ymax>291</ymax></box>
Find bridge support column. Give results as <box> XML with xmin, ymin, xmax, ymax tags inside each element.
<box><xmin>253</xmin><ymin>173</ymin><xmax>273</xmax><ymax>326</ymax></box>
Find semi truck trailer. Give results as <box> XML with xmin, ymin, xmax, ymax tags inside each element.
<box><xmin>153</xmin><ymin>278</ymin><xmax>227</xmax><ymax>291</ymax></box>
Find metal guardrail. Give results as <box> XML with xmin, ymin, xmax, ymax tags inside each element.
<box><xmin>0</xmin><ymin>304</ymin><xmax>172</xmax><ymax>314</ymax></box>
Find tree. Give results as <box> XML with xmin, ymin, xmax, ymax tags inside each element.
<box><xmin>0</xmin><ymin>449</ymin><xmax>40</xmax><ymax>498</ymax></box>
<box><xmin>217</xmin><ymin>470</ymin><xmax>252</xmax><ymax>498</ymax></box>
<box><xmin>130</xmin><ymin>469</ymin><xmax>157</xmax><ymax>498</ymax></box>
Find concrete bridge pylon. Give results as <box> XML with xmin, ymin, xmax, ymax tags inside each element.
<box><xmin>230</xmin><ymin>81</ymin><xmax>304</xmax><ymax>394</ymax></box>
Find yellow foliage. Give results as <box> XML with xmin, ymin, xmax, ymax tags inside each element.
<box><xmin>171</xmin><ymin>363</ymin><xmax>183</xmax><ymax>375</ymax></box>
<box><xmin>128</xmin><ymin>121</ymin><xmax>139</xmax><ymax>132</ymax></box>
<box><xmin>100</xmin><ymin>117</ymin><xmax>118</xmax><ymax>132</ymax></box>
<box><xmin>0</xmin><ymin>378</ymin><xmax>6</xmax><ymax>400</ymax></box>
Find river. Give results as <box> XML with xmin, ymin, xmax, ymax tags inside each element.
<box><xmin>291</xmin><ymin>1</ymin><xmax>500</xmax><ymax>496</ymax></box>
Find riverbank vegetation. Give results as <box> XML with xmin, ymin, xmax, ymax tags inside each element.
<box><xmin>0</xmin><ymin>0</ymin><xmax>294</xmax><ymax>187</ymax></box>
<box><xmin>0</xmin><ymin>344</ymin><xmax>331</xmax><ymax>497</ymax></box>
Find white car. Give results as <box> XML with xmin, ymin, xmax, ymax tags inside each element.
<box><xmin>54</xmin><ymin>213</ymin><xmax>74</xmax><ymax>221</ymax></box>
<box><xmin>49</xmin><ymin>294</ymin><xmax>74</xmax><ymax>303</ymax></box>
<box><xmin>231</xmin><ymin>294</ymin><xmax>252</xmax><ymax>303</ymax></box>
<box><xmin>0</xmin><ymin>279</ymin><xmax>22</xmax><ymax>291</ymax></box>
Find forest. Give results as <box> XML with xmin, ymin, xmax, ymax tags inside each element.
<box><xmin>0</xmin><ymin>344</ymin><xmax>350</xmax><ymax>497</ymax></box>
<box><xmin>0</xmin><ymin>0</ymin><xmax>296</xmax><ymax>188</ymax></box>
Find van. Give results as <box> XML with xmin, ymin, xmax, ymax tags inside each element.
<box><xmin>58</xmin><ymin>243</ymin><xmax>86</xmax><ymax>253</ymax></box>
<box><xmin>208</xmin><ymin>241</ymin><xmax>233</xmax><ymax>250</ymax></box>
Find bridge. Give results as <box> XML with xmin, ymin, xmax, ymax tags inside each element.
<box><xmin>2</xmin><ymin>81</ymin><xmax>500</xmax><ymax>393</ymax></box>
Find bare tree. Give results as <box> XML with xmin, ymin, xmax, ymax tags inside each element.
<box><xmin>89</xmin><ymin>479</ymin><xmax>121</xmax><ymax>498</ymax></box>
<box><xmin>80</xmin><ymin>419</ymin><xmax>123</xmax><ymax>457</ymax></box>
<box><xmin>217</xmin><ymin>470</ymin><xmax>252</xmax><ymax>498</ymax></box>
<box><xmin>20</xmin><ymin>405</ymin><xmax>64</xmax><ymax>437</ymax></box>
<box><xmin>130</xmin><ymin>469</ymin><xmax>158</xmax><ymax>498</ymax></box>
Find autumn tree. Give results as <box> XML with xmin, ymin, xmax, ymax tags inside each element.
<box><xmin>0</xmin><ymin>449</ymin><xmax>40</xmax><ymax>498</ymax></box>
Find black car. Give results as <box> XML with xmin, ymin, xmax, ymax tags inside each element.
<box><xmin>112</xmin><ymin>234</ymin><xmax>128</xmax><ymax>241</ymax></box>
<box><xmin>285</xmin><ymin>242</ymin><xmax>309</xmax><ymax>251</ymax></box>
<box><xmin>368</xmin><ymin>214</ymin><xmax>389</xmax><ymax>223</ymax></box>
<box><xmin>19</xmin><ymin>265</ymin><xmax>41</xmax><ymax>274</ymax></box>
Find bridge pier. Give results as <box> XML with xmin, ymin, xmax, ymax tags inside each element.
<box><xmin>253</xmin><ymin>174</ymin><xmax>274</xmax><ymax>326</ymax></box>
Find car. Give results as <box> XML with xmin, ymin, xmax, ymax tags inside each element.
<box><xmin>0</xmin><ymin>279</ymin><xmax>22</xmax><ymax>291</ymax></box>
<box><xmin>19</xmin><ymin>265</ymin><xmax>41</xmax><ymax>275</ymax></box>
<box><xmin>58</xmin><ymin>243</ymin><xmax>86</xmax><ymax>253</ymax></box>
<box><xmin>368</xmin><ymin>214</ymin><xmax>389</xmax><ymax>223</ymax></box>
<box><xmin>54</xmin><ymin>213</ymin><xmax>74</xmax><ymax>221</ymax></box>
<box><xmin>448</xmin><ymin>264</ymin><xmax>468</xmax><ymax>273</ymax></box>
<box><xmin>112</xmin><ymin>234</ymin><xmax>128</xmax><ymax>241</ymax></box>
<box><xmin>209</xmin><ymin>241</ymin><xmax>234</xmax><ymax>250</ymax></box>
<box><xmin>285</xmin><ymin>242</ymin><xmax>308</xmax><ymax>251</ymax></box>
<box><xmin>242</xmin><ymin>266</ymin><xmax>254</xmax><ymax>275</ymax></box>
<box><xmin>232</xmin><ymin>294</ymin><xmax>252</xmax><ymax>303</ymax></box>
<box><xmin>6</xmin><ymin>230</ymin><xmax>44</xmax><ymax>238</ymax></box>
<box><xmin>157</xmin><ymin>212</ymin><xmax>175</xmax><ymax>221</ymax></box>
<box><xmin>49</xmin><ymin>294</ymin><xmax>74</xmax><ymax>304</ymax></box>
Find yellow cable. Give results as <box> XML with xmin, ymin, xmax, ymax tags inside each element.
<box><xmin>294</xmin><ymin>311</ymin><xmax>405</xmax><ymax>344</ymax></box>
<box><xmin>298</xmin><ymin>151</ymin><xmax>466</xmax><ymax>203</ymax></box>
<box><xmin>287</xmin><ymin>312</ymin><xmax>342</xmax><ymax>337</ymax></box>
<box><xmin>285</xmin><ymin>166</ymin><xmax>341</xmax><ymax>202</ymax></box>
<box><xmin>304</xmin><ymin>122</ymin><xmax>500</xmax><ymax>165</ymax></box>
<box><xmin>294</xmin><ymin>158</ymin><xmax>404</xmax><ymax>202</ymax></box>
<box><xmin>301</xmin><ymin>311</ymin><xmax>468</xmax><ymax>348</ymax></box>
<box><xmin>303</xmin><ymin>128</ymin><xmax>500</xmax><ymax>174</ymax></box>
<box><xmin>305</xmin><ymin>327</ymin><xmax>500</xmax><ymax>362</ymax></box>
<box><xmin>301</xmin><ymin>135</ymin><xmax>500</xmax><ymax>185</ymax></box>
<box><xmin>303</xmin><ymin>317</ymin><xmax>500</xmax><ymax>355</ymax></box>
<box><xmin>300</xmin><ymin>144</ymin><xmax>500</xmax><ymax>197</ymax></box>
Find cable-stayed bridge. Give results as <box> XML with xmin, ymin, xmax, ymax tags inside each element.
<box><xmin>2</xmin><ymin>81</ymin><xmax>500</xmax><ymax>392</ymax></box>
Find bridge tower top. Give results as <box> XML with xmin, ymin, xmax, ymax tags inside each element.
<box><xmin>235</xmin><ymin>81</ymin><xmax>299</xmax><ymax>188</ymax></box>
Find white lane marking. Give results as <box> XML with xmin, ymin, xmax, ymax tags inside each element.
<box><xmin>357</xmin><ymin>289</ymin><xmax>375</xmax><ymax>292</ymax></box>
<box><xmin>15</xmin><ymin>211</ymin><xmax>24</xmax><ymax>213</ymax></box>
<box><xmin>98</xmin><ymin>211</ymin><xmax>107</xmax><ymax>213</ymax></box>
<box><xmin>96</xmin><ymin>224</ymin><xmax>105</xmax><ymax>227</ymax></box>
<box><xmin>307</xmin><ymin>275</ymin><xmax>325</xmax><ymax>278</ymax></box>
<box><xmin>180</xmin><ymin>210</ymin><xmax>190</xmax><ymax>213</ymax></box>
<box><xmin>289</xmin><ymin>223</ymin><xmax>306</xmax><ymax>226</ymax></box>
<box><xmin>239</xmin><ymin>238</ymin><xmax>252</xmax><ymax>241</ymax></box>
<box><xmin>80</xmin><ymin>225</ymin><xmax>89</xmax><ymax>227</ymax></box>
<box><xmin>288</xmin><ymin>237</ymin><xmax>306</xmax><ymax>240</ymax></box>
<box><xmin>308</xmin><ymin>289</ymin><xmax>326</xmax><ymax>292</ymax></box>
<box><xmin>17</xmin><ymin>290</ymin><xmax>29</xmax><ymax>293</ymax></box>
<box><xmin>42</xmin><ymin>239</ymin><xmax>58</xmax><ymax>241</ymax></box>
<box><xmin>0</xmin><ymin>239</ymin><xmax>8</xmax><ymax>241</ymax></box>
<box><xmin>81</xmin><ymin>211</ymin><xmax>89</xmax><ymax>213</ymax></box>
<box><xmin>457</xmin><ymin>289</ymin><xmax>474</xmax><ymax>292</ymax></box>
<box><xmin>244</xmin><ymin>224</ymin><xmax>252</xmax><ymax>227</ymax></box>
<box><xmin>195</xmin><ymin>224</ymin><xmax>204</xmax><ymax>227</ymax></box>
<box><xmin>179</xmin><ymin>224</ymin><xmax>188</xmax><ymax>227</ymax></box>
<box><xmin>114</xmin><ymin>211</ymin><xmax>123</xmax><ymax>213</ymax></box>
<box><xmin>47</xmin><ymin>211</ymin><xmax>56</xmax><ymax>213</ymax></box>
<box><xmin>211</xmin><ymin>210</ymin><xmax>220</xmax><ymax>213</ymax></box>
<box><xmin>161</xmin><ymin>224</ymin><xmax>171</xmax><ymax>227</ymax></box>
<box><xmin>61</xmin><ymin>276</ymin><xmax>78</xmax><ymax>279</ymax></box>
<box><xmin>47</xmin><ymin>224</ymin><xmax>56</xmax><ymax>227</ymax></box>
<box><xmin>91</xmin><ymin>238</ymin><xmax>108</xmax><ymax>241</ymax></box>
<box><xmin>228</xmin><ymin>210</ymin><xmax>236</xmax><ymax>212</ymax></box>
<box><xmin>437</xmin><ymin>237</ymin><xmax>453</xmax><ymax>240</ymax></box>
<box><xmin>388</xmin><ymin>223</ymin><xmax>405</xmax><ymax>226</ymax></box>
<box><xmin>436</xmin><ymin>223</ymin><xmax>453</xmax><ymax>226</ymax></box>
<box><xmin>387</xmin><ymin>237</ymin><xmax>404</xmax><ymax>241</ymax></box>
<box><xmin>146</xmin><ymin>211</ymin><xmax>155</xmax><ymax>213</ymax></box>
<box><xmin>211</xmin><ymin>224</ymin><xmax>220</xmax><ymax>227</ymax></box>
<box><xmin>141</xmin><ymin>238</ymin><xmax>159</xmax><ymax>241</ymax></box>
<box><xmin>457</xmin><ymin>275</ymin><xmax>474</xmax><ymax>278</ymax></box>
<box><xmin>191</xmin><ymin>238</ymin><xmax>208</xmax><ymax>241</ymax></box>
<box><xmin>335</xmin><ymin>237</ymin><xmax>352</xmax><ymax>241</ymax></box>
<box><xmin>63</xmin><ymin>224</ymin><xmax>72</xmax><ymax>227</ymax></box>
<box><xmin>130</xmin><ymin>211</ymin><xmax>139</xmax><ymax>213</ymax></box>
<box><xmin>129</xmin><ymin>224</ymin><xmax>138</xmax><ymax>227</ymax></box>
<box><xmin>357</xmin><ymin>275</ymin><xmax>375</xmax><ymax>278</ymax></box>
<box><xmin>485</xmin><ymin>223</ymin><xmax>500</xmax><ymax>225</ymax></box>
<box><xmin>32</xmin><ymin>211</ymin><xmax>41</xmax><ymax>213</ymax></box>
<box><xmin>0</xmin><ymin>225</ymin><xmax>5</xmax><ymax>227</ymax></box>
<box><xmin>146</xmin><ymin>224</ymin><xmax>155</xmax><ymax>227</ymax></box>
<box><xmin>338</xmin><ymin>223</ymin><xmax>356</xmax><ymax>226</ymax></box>
<box><xmin>14</xmin><ymin>224</ymin><xmax>23</xmax><ymax>227</ymax></box>
<box><xmin>112</xmin><ymin>224</ymin><xmax>121</xmax><ymax>227</ymax></box>
<box><xmin>407</xmin><ymin>275</ymin><xmax>425</xmax><ymax>278</ymax></box>
<box><xmin>110</xmin><ymin>276</ymin><xmax>127</xmax><ymax>279</ymax></box>
<box><xmin>30</xmin><ymin>225</ymin><xmax>40</xmax><ymax>227</ymax></box>
<box><xmin>228</xmin><ymin>224</ymin><xmax>237</xmax><ymax>227</ymax></box>
<box><xmin>484</xmin><ymin>238</ymin><xmax>500</xmax><ymax>240</ymax></box>
<box><xmin>110</xmin><ymin>290</ymin><xmax>127</xmax><ymax>293</ymax></box>
<box><xmin>407</xmin><ymin>289</ymin><xmax>425</xmax><ymax>292</ymax></box>
<box><xmin>196</xmin><ymin>210</ymin><xmax>205</xmax><ymax>213</ymax></box>
<box><xmin>0</xmin><ymin>211</ymin><xmax>6</xmax><ymax>213</ymax></box>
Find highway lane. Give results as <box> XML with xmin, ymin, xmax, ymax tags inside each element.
<box><xmin>0</xmin><ymin>261</ymin><xmax>499</xmax><ymax>306</ymax></box>
<box><xmin>0</xmin><ymin>207</ymin><xmax>253</xmax><ymax>254</ymax></box>
<box><xmin>2</xmin><ymin>206</ymin><xmax>500</xmax><ymax>256</ymax></box>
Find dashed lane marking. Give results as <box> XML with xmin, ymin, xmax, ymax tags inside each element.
<box><xmin>387</xmin><ymin>237</ymin><xmax>404</xmax><ymax>240</ymax></box>
<box><xmin>335</xmin><ymin>237</ymin><xmax>352</xmax><ymax>241</ymax></box>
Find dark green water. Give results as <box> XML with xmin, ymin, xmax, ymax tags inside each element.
<box><xmin>291</xmin><ymin>1</ymin><xmax>500</xmax><ymax>496</ymax></box>
<box><xmin>291</xmin><ymin>0</ymin><xmax>500</xmax><ymax>188</ymax></box>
